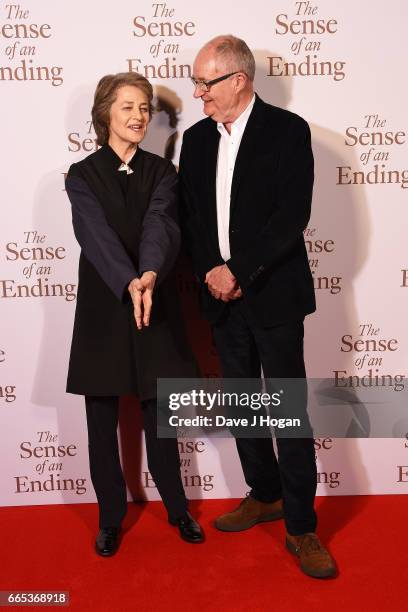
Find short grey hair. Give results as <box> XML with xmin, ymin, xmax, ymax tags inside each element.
<box><xmin>205</xmin><ymin>35</ymin><xmax>255</xmax><ymax>82</ymax></box>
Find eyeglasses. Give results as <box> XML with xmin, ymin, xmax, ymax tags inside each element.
<box><xmin>190</xmin><ymin>71</ymin><xmax>240</xmax><ymax>92</ymax></box>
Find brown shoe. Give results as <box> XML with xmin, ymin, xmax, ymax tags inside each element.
<box><xmin>286</xmin><ymin>532</ymin><xmax>337</xmax><ymax>578</ymax></box>
<box><xmin>214</xmin><ymin>496</ymin><xmax>283</xmax><ymax>532</ymax></box>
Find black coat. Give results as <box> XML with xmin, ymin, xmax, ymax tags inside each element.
<box><xmin>179</xmin><ymin>94</ymin><xmax>316</xmax><ymax>326</ymax></box>
<box><xmin>65</xmin><ymin>144</ymin><xmax>197</xmax><ymax>399</ymax></box>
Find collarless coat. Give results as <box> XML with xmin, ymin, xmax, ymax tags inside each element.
<box><xmin>66</xmin><ymin>145</ymin><xmax>197</xmax><ymax>400</ymax></box>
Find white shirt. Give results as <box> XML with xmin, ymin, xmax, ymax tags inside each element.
<box><xmin>216</xmin><ymin>94</ymin><xmax>256</xmax><ymax>262</ymax></box>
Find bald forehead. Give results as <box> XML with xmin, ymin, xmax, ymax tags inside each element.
<box><xmin>193</xmin><ymin>45</ymin><xmax>227</xmax><ymax>78</ymax></box>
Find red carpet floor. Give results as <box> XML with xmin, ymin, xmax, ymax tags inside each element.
<box><xmin>0</xmin><ymin>495</ymin><xmax>406</xmax><ymax>611</ymax></box>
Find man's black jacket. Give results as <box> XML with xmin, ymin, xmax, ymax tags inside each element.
<box><xmin>179</xmin><ymin>94</ymin><xmax>316</xmax><ymax>326</ymax></box>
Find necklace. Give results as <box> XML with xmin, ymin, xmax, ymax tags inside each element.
<box><xmin>118</xmin><ymin>161</ymin><xmax>133</xmax><ymax>175</ymax></box>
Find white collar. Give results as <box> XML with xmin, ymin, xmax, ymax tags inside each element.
<box><xmin>217</xmin><ymin>94</ymin><xmax>256</xmax><ymax>135</ymax></box>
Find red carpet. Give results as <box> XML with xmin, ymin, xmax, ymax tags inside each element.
<box><xmin>0</xmin><ymin>496</ymin><xmax>406</xmax><ymax>611</ymax></box>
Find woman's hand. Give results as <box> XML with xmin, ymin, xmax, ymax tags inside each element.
<box><xmin>128</xmin><ymin>272</ymin><xmax>157</xmax><ymax>330</ymax></box>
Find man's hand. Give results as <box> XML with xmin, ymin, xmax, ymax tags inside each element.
<box><xmin>229</xmin><ymin>285</ymin><xmax>243</xmax><ymax>300</ymax></box>
<box><xmin>205</xmin><ymin>264</ymin><xmax>242</xmax><ymax>302</ymax></box>
<box><xmin>128</xmin><ymin>271</ymin><xmax>157</xmax><ymax>329</ymax></box>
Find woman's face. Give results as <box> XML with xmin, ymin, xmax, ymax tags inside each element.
<box><xmin>108</xmin><ymin>85</ymin><xmax>150</xmax><ymax>149</ymax></box>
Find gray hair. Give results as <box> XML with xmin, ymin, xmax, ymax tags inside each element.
<box><xmin>205</xmin><ymin>35</ymin><xmax>255</xmax><ymax>82</ymax></box>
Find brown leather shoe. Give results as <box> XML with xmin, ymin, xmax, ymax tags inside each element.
<box><xmin>214</xmin><ymin>496</ymin><xmax>283</xmax><ymax>532</ymax></box>
<box><xmin>286</xmin><ymin>533</ymin><xmax>337</xmax><ymax>578</ymax></box>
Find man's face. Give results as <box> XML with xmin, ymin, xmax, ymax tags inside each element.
<box><xmin>192</xmin><ymin>48</ymin><xmax>238</xmax><ymax>123</ymax></box>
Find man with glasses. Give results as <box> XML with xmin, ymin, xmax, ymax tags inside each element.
<box><xmin>179</xmin><ymin>35</ymin><xmax>336</xmax><ymax>578</ymax></box>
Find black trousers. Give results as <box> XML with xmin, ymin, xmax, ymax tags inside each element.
<box><xmin>212</xmin><ymin>300</ymin><xmax>317</xmax><ymax>536</ymax></box>
<box><xmin>85</xmin><ymin>396</ymin><xmax>188</xmax><ymax>528</ymax></box>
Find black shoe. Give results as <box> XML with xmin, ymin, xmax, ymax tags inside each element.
<box><xmin>169</xmin><ymin>512</ymin><xmax>205</xmax><ymax>543</ymax></box>
<box><xmin>95</xmin><ymin>527</ymin><xmax>121</xmax><ymax>557</ymax></box>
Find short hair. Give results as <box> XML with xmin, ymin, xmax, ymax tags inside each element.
<box><xmin>92</xmin><ymin>72</ymin><xmax>154</xmax><ymax>146</ymax></box>
<box><xmin>205</xmin><ymin>35</ymin><xmax>255</xmax><ymax>82</ymax></box>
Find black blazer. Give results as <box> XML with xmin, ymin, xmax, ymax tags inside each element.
<box><xmin>179</xmin><ymin>94</ymin><xmax>316</xmax><ymax>326</ymax></box>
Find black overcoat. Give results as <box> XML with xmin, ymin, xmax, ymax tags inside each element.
<box><xmin>65</xmin><ymin>144</ymin><xmax>197</xmax><ymax>399</ymax></box>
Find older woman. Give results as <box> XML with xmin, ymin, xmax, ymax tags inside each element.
<box><xmin>65</xmin><ymin>72</ymin><xmax>203</xmax><ymax>556</ymax></box>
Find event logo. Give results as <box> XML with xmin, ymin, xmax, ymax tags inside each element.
<box><xmin>268</xmin><ymin>1</ymin><xmax>345</xmax><ymax>81</ymax></box>
<box><xmin>0</xmin><ymin>3</ymin><xmax>63</xmax><ymax>86</ymax></box>
<box><xmin>397</xmin><ymin>466</ymin><xmax>408</xmax><ymax>483</ymax></box>
<box><xmin>304</xmin><ymin>226</ymin><xmax>341</xmax><ymax>294</ymax></box>
<box><xmin>337</xmin><ymin>114</ymin><xmax>408</xmax><ymax>189</ymax></box>
<box><xmin>317</xmin><ymin>470</ymin><xmax>340</xmax><ymax>489</ymax></box>
<box><xmin>314</xmin><ymin>436</ymin><xmax>333</xmax><ymax>456</ymax></box>
<box><xmin>67</xmin><ymin>120</ymin><xmax>98</xmax><ymax>155</ymax></box>
<box><xmin>62</xmin><ymin>121</ymin><xmax>99</xmax><ymax>189</ymax></box>
<box><xmin>143</xmin><ymin>436</ymin><xmax>214</xmax><ymax>492</ymax></box>
<box><xmin>0</xmin><ymin>230</ymin><xmax>77</xmax><ymax>302</ymax></box>
<box><xmin>315</xmin><ymin>438</ymin><xmax>340</xmax><ymax>488</ymax></box>
<box><xmin>14</xmin><ymin>430</ymin><xmax>87</xmax><ymax>495</ymax></box>
<box><xmin>334</xmin><ymin>322</ymin><xmax>405</xmax><ymax>391</ymax></box>
<box><xmin>0</xmin><ymin>347</ymin><xmax>16</xmax><ymax>404</ymax></box>
<box><xmin>127</xmin><ymin>2</ymin><xmax>197</xmax><ymax>79</ymax></box>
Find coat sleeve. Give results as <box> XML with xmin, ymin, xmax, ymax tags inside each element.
<box><xmin>138</xmin><ymin>161</ymin><xmax>181</xmax><ymax>284</ymax></box>
<box><xmin>226</xmin><ymin>116</ymin><xmax>314</xmax><ymax>289</ymax></box>
<box><xmin>66</xmin><ymin>173</ymin><xmax>138</xmax><ymax>302</ymax></box>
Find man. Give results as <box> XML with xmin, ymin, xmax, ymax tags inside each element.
<box><xmin>179</xmin><ymin>35</ymin><xmax>336</xmax><ymax>578</ymax></box>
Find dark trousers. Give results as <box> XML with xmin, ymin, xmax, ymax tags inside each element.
<box><xmin>212</xmin><ymin>300</ymin><xmax>317</xmax><ymax>536</ymax></box>
<box><xmin>85</xmin><ymin>396</ymin><xmax>188</xmax><ymax>528</ymax></box>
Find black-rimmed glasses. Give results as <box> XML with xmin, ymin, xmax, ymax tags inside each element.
<box><xmin>190</xmin><ymin>71</ymin><xmax>240</xmax><ymax>92</ymax></box>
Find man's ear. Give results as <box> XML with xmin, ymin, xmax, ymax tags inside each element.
<box><xmin>235</xmin><ymin>72</ymin><xmax>248</xmax><ymax>93</ymax></box>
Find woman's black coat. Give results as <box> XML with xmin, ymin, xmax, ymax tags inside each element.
<box><xmin>65</xmin><ymin>144</ymin><xmax>197</xmax><ymax>400</ymax></box>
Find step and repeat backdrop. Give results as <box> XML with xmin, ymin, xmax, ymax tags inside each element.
<box><xmin>0</xmin><ymin>0</ymin><xmax>407</xmax><ymax>507</ymax></box>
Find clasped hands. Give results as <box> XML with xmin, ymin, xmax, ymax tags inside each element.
<box><xmin>128</xmin><ymin>271</ymin><xmax>157</xmax><ymax>330</ymax></box>
<box><xmin>205</xmin><ymin>264</ymin><xmax>242</xmax><ymax>302</ymax></box>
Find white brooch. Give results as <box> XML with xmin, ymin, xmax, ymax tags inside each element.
<box><xmin>118</xmin><ymin>162</ymin><xmax>133</xmax><ymax>175</ymax></box>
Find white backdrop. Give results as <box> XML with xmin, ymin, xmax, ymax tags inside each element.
<box><xmin>1</xmin><ymin>0</ymin><xmax>407</xmax><ymax>507</ymax></box>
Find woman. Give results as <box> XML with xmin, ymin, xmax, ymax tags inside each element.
<box><xmin>65</xmin><ymin>72</ymin><xmax>203</xmax><ymax>556</ymax></box>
